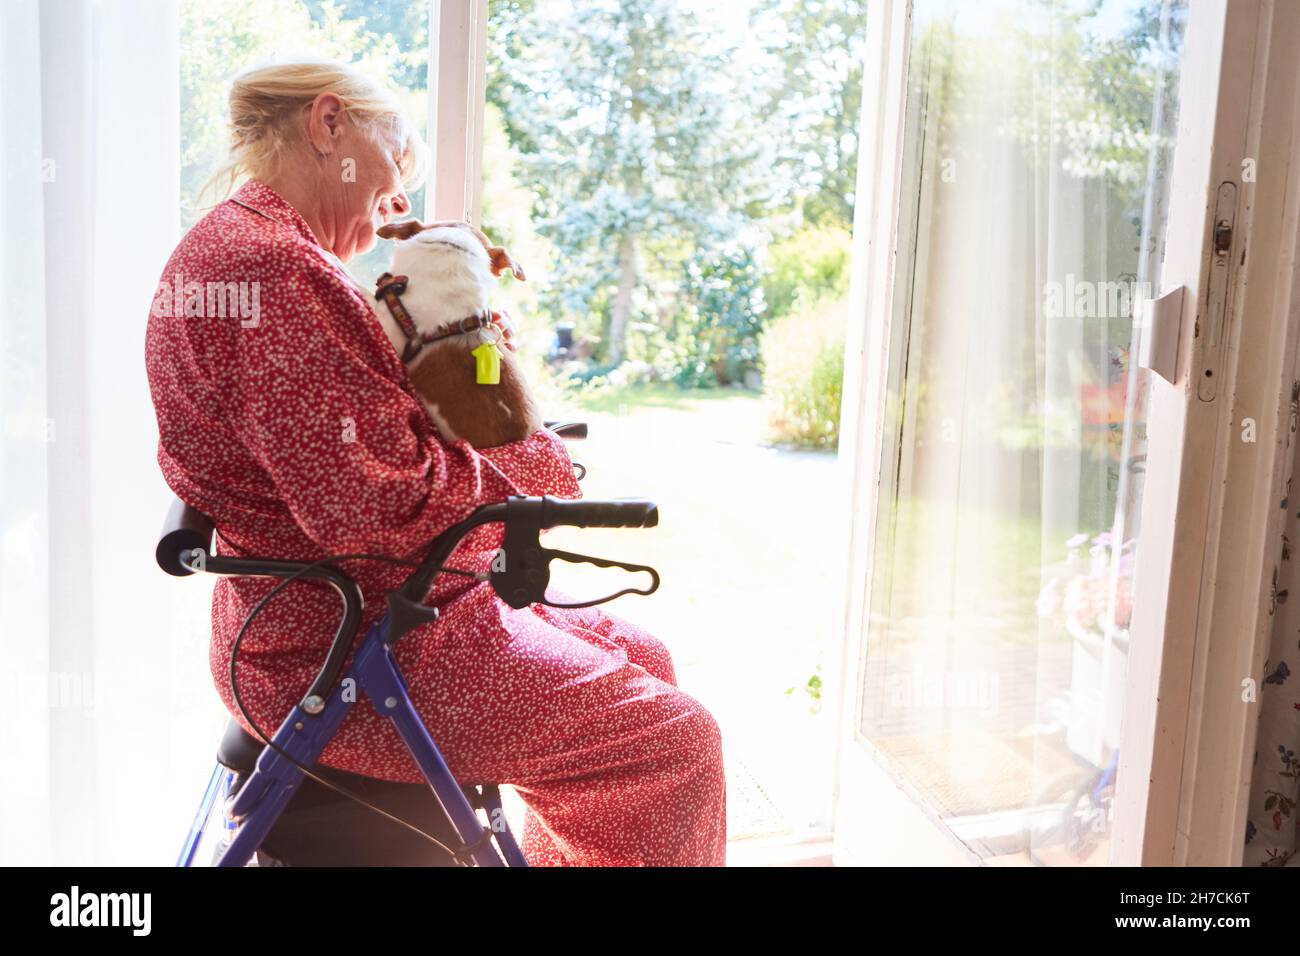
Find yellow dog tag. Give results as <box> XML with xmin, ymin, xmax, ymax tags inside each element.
<box><xmin>472</xmin><ymin>340</ymin><xmax>502</xmax><ymax>385</ymax></box>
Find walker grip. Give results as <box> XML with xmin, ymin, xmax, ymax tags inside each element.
<box><xmin>156</xmin><ymin>497</ymin><xmax>215</xmax><ymax>576</ymax></box>
<box><xmin>543</xmin><ymin>420</ymin><xmax>588</xmax><ymax>441</ymax></box>
<box><xmin>489</xmin><ymin>496</ymin><xmax>661</xmax><ymax>609</ymax></box>
<box><xmin>539</xmin><ymin>496</ymin><xmax>658</xmax><ymax>529</ymax></box>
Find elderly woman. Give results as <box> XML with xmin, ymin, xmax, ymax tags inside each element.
<box><xmin>145</xmin><ymin>59</ymin><xmax>725</xmax><ymax>866</ymax></box>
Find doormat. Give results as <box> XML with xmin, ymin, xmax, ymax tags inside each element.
<box><xmin>726</xmin><ymin>755</ymin><xmax>791</xmax><ymax>841</ymax></box>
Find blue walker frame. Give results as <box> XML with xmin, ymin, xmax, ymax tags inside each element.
<box><xmin>164</xmin><ymin>424</ymin><xmax>660</xmax><ymax>868</ymax></box>
<box><xmin>177</xmin><ymin>607</ymin><xmax>525</xmax><ymax>868</ymax></box>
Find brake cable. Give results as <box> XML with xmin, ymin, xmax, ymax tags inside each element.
<box><xmin>214</xmin><ymin>550</ymin><xmax>486</xmax><ymax>864</ymax></box>
<box><xmin>216</xmin><ymin>505</ymin><xmax>658</xmax><ymax>862</ymax></box>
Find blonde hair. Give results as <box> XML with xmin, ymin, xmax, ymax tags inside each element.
<box><xmin>199</xmin><ymin>57</ymin><xmax>429</xmax><ymax>206</ymax></box>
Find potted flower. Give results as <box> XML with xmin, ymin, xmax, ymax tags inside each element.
<box><xmin>1041</xmin><ymin>531</ymin><xmax>1134</xmax><ymax>767</ymax></box>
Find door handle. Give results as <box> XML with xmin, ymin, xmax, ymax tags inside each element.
<box><xmin>1138</xmin><ymin>285</ymin><xmax>1185</xmax><ymax>385</ymax></box>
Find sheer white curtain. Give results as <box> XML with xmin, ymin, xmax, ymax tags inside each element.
<box><xmin>858</xmin><ymin>0</ymin><xmax>1185</xmax><ymax>864</ymax></box>
<box><xmin>0</xmin><ymin>0</ymin><xmax>219</xmax><ymax>866</ymax></box>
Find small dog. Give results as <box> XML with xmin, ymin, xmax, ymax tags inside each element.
<box><xmin>370</xmin><ymin>219</ymin><xmax>543</xmax><ymax>448</ymax></box>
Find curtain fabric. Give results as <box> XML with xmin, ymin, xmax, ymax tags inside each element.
<box><xmin>1244</xmin><ymin>424</ymin><xmax>1300</xmax><ymax>866</ymax></box>
<box><xmin>1</xmin><ymin>0</ymin><xmax>55</xmax><ymax>866</ymax></box>
<box><xmin>0</xmin><ymin>0</ymin><xmax>208</xmax><ymax>866</ymax></box>
<box><xmin>858</xmin><ymin>0</ymin><xmax>1184</xmax><ymax>864</ymax></box>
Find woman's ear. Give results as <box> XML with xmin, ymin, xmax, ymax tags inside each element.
<box><xmin>376</xmin><ymin>220</ymin><xmax>427</xmax><ymax>241</ymax></box>
<box><xmin>307</xmin><ymin>92</ymin><xmax>347</xmax><ymax>155</ymax></box>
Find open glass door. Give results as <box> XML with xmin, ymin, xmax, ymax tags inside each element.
<box><xmin>832</xmin><ymin>0</ymin><xmax>1218</xmax><ymax>865</ymax></box>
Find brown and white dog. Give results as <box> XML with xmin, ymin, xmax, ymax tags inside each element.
<box><xmin>370</xmin><ymin>219</ymin><xmax>542</xmax><ymax>448</ymax></box>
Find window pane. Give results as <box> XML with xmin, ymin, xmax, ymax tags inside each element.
<box><xmin>487</xmin><ymin>0</ymin><xmax>864</xmax><ymax>840</ymax></box>
<box><xmin>860</xmin><ymin>0</ymin><xmax>1187</xmax><ymax>864</ymax></box>
<box><xmin>179</xmin><ymin>0</ymin><xmax>429</xmax><ymax>284</ymax></box>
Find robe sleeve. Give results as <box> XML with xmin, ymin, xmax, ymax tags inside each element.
<box><xmin>223</xmin><ymin>245</ymin><xmax>576</xmax><ymax>556</ymax></box>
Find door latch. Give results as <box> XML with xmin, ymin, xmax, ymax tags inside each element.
<box><xmin>1214</xmin><ymin>218</ymin><xmax>1233</xmax><ymax>256</ymax></box>
<box><xmin>1197</xmin><ymin>182</ymin><xmax>1239</xmax><ymax>402</ymax></box>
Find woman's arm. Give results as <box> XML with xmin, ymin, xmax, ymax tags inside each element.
<box><xmin>225</xmin><ymin>247</ymin><xmax>557</xmax><ymax>556</ymax></box>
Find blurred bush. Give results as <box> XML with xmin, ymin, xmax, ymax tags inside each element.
<box><xmin>762</xmin><ymin>225</ymin><xmax>852</xmax><ymax>321</ymax></box>
<box><xmin>761</xmin><ymin>295</ymin><xmax>847</xmax><ymax>449</ymax></box>
<box><xmin>672</xmin><ymin>239</ymin><xmax>767</xmax><ymax>387</ymax></box>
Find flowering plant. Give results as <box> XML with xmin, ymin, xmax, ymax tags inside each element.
<box><xmin>1040</xmin><ymin>530</ymin><xmax>1135</xmax><ymax>635</ymax></box>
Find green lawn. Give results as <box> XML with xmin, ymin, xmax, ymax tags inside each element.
<box><xmin>535</xmin><ymin>384</ymin><xmax>842</xmax><ymax>834</ymax></box>
<box><xmin>552</xmin><ymin>380</ymin><xmax>764</xmax><ymax>416</ymax></box>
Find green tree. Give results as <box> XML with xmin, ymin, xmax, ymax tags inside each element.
<box><xmin>303</xmin><ymin>0</ymin><xmax>429</xmax><ymax>91</ymax></box>
<box><xmin>180</xmin><ymin>0</ymin><xmax>425</xmax><ymax>231</ymax></box>
<box><xmin>487</xmin><ymin>0</ymin><xmax>536</xmax><ymax>144</ymax></box>
<box><xmin>677</xmin><ymin>239</ymin><xmax>766</xmax><ymax>386</ymax></box>
<box><xmin>499</xmin><ymin>0</ymin><xmax>761</xmax><ymax>365</ymax></box>
<box><xmin>750</xmin><ymin>0</ymin><xmax>868</xmax><ymax>228</ymax></box>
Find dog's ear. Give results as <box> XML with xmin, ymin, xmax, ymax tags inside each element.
<box><xmin>422</xmin><ymin>219</ymin><xmax>526</xmax><ymax>280</ymax></box>
<box><xmin>488</xmin><ymin>246</ymin><xmax>526</xmax><ymax>282</ymax></box>
<box><xmin>376</xmin><ymin>219</ymin><xmax>426</xmax><ymax>241</ymax></box>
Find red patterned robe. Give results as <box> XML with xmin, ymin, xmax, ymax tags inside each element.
<box><xmin>144</xmin><ymin>180</ymin><xmax>725</xmax><ymax>866</ymax></box>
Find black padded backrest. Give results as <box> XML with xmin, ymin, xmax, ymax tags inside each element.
<box><xmin>156</xmin><ymin>497</ymin><xmax>215</xmax><ymax>576</ymax></box>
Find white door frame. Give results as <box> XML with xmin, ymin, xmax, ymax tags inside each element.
<box><xmin>831</xmin><ymin>0</ymin><xmax>1300</xmax><ymax>866</ymax></box>
<box><xmin>1113</xmin><ymin>0</ymin><xmax>1300</xmax><ymax>867</ymax></box>
<box><xmin>426</xmin><ymin>0</ymin><xmax>489</xmax><ymax>225</ymax></box>
<box><xmin>829</xmin><ymin>0</ymin><xmax>979</xmax><ymax>866</ymax></box>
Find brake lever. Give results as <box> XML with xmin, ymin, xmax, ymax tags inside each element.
<box><xmin>490</xmin><ymin>530</ymin><xmax>659</xmax><ymax>609</ymax></box>
<box><xmin>537</xmin><ymin>549</ymin><xmax>660</xmax><ymax>608</ymax></box>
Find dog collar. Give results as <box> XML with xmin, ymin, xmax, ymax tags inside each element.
<box><xmin>375</xmin><ymin>272</ymin><xmax>493</xmax><ymax>363</ymax></box>
<box><xmin>375</xmin><ymin>273</ymin><xmax>422</xmax><ymax>360</ymax></box>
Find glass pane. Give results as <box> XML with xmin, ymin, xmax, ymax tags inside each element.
<box><xmin>179</xmin><ymin>0</ymin><xmax>430</xmax><ymax>285</ymax></box>
<box><xmin>486</xmin><ymin>0</ymin><xmax>863</xmax><ymax>842</ymax></box>
<box><xmin>859</xmin><ymin>0</ymin><xmax>1187</xmax><ymax>864</ymax></box>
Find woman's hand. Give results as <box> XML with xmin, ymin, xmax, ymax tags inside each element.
<box><xmin>489</xmin><ymin>309</ymin><xmax>518</xmax><ymax>352</ymax></box>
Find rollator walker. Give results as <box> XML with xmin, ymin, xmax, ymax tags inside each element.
<box><xmin>163</xmin><ymin>422</ymin><xmax>659</xmax><ymax>867</ymax></box>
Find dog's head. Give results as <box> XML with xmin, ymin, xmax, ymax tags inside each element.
<box><xmin>376</xmin><ymin>219</ymin><xmax>525</xmax><ymax>282</ymax></box>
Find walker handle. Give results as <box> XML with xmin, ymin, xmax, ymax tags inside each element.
<box><xmin>156</xmin><ymin>498</ymin><xmax>215</xmax><ymax>576</ymax></box>
<box><xmin>543</xmin><ymin>420</ymin><xmax>588</xmax><ymax>441</ymax></box>
<box><xmin>540</xmin><ymin>496</ymin><xmax>658</xmax><ymax>529</ymax></box>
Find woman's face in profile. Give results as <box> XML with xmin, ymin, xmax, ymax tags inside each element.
<box><xmin>312</xmin><ymin>97</ymin><xmax>412</xmax><ymax>261</ymax></box>
<box><xmin>338</xmin><ymin>123</ymin><xmax>411</xmax><ymax>260</ymax></box>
